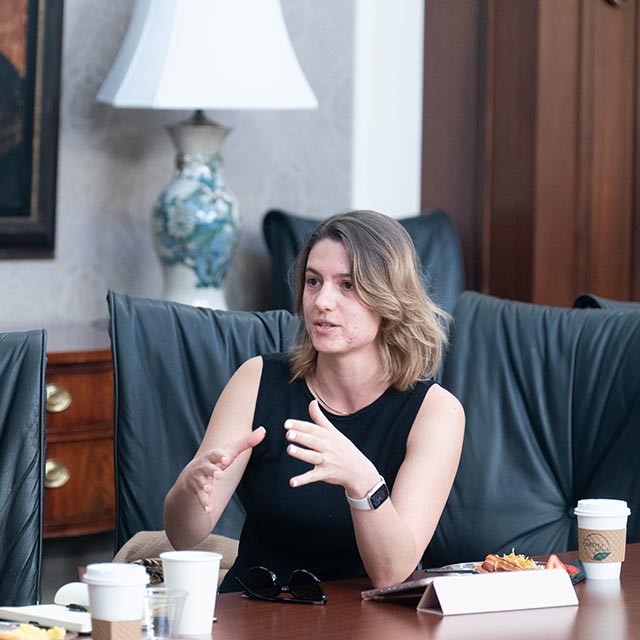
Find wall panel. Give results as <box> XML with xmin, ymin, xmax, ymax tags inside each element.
<box><xmin>422</xmin><ymin>0</ymin><xmax>640</xmax><ymax>305</ymax></box>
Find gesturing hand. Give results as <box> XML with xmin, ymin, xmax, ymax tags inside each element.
<box><xmin>181</xmin><ymin>426</ymin><xmax>265</xmax><ymax>512</ymax></box>
<box><xmin>285</xmin><ymin>400</ymin><xmax>379</xmax><ymax>497</ymax></box>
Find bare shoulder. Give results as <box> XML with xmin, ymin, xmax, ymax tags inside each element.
<box><xmin>227</xmin><ymin>355</ymin><xmax>264</xmax><ymax>387</ymax></box>
<box><xmin>216</xmin><ymin>355</ymin><xmax>265</xmax><ymax>411</ymax></box>
<box><xmin>409</xmin><ymin>383</ymin><xmax>465</xmax><ymax>443</ymax></box>
<box><xmin>423</xmin><ymin>383</ymin><xmax>464</xmax><ymax>417</ymax></box>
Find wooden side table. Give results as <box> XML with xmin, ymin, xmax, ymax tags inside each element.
<box><xmin>43</xmin><ymin>324</ymin><xmax>115</xmax><ymax>538</ymax></box>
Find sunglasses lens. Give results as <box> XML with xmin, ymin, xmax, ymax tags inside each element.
<box><xmin>288</xmin><ymin>570</ymin><xmax>325</xmax><ymax>602</ymax></box>
<box><xmin>244</xmin><ymin>566</ymin><xmax>281</xmax><ymax>598</ymax></box>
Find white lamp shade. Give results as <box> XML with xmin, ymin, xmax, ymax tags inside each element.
<box><xmin>97</xmin><ymin>0</ymin><xmax>318</xmax><ymax>110</ymax></box>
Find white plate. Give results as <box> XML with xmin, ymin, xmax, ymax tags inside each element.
<box><xmin>441</xmin><ymin>560</ymin><xmax>545</xmax><ymax>572</ymax></box>
<box><xmin>440</xmin><ymin>562</ymin><xmax>480</xmax><ymax>572</ymax></box>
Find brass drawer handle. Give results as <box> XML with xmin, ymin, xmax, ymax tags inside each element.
<box><xmin>46</xmin><ymin>383</ymin><xmax>72</xmax><ymax>413</ymax></box>
<box><xmin>45</xmin><ymin>459</ymin><xmax>71</xmax><ymax>489</ymax></box>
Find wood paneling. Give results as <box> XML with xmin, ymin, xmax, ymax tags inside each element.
<box><xmin>484</xmin><ymin>0</ymin><xmax>538</xmax><ymax>301</ymax></box>
<box><xmin>422</xmin><ymin>0</ymin><xmax>640</xmax><ymax>305</ymax></box>
<box><xmin>635</xmin><ymin>0</ymin><xmax>640</xmax><ymax>299</ymax></box>
<box><xmin>534</xmin><ymin>0</ymin><xmax>581</xmax><ymax>305</ymax></box>
<box><xmin>422</xmin><ymin>0</ymin><xmax>483</xmax><ymax>290</ymax></box>
<box><xmin>588</xmin><ymin>0</ymin><xmax>636</xmax><ymax>300</ymax></box>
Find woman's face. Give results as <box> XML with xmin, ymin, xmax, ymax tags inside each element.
<box><xmin>302</xmin><ymin>239</ymin><xmax>381</xmax><ymax>357</ymax></box>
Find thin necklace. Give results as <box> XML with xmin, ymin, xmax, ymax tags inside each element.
<box><xmin>308</xmin><ymin>377</ymin><xmax>350</xmax><ymax>416</ymax></box>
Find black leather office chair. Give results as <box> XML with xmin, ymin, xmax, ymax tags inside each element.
<box><xmin>107</xmin><ymin>291</ymin><xmax>299</xmax><ymax>553</ymax></box>
<box><xmin>426</xmin><ymin>292</ymin><xmax>640</xmax><ymax>567</ymax></box>
<box><xmin>0</xmin><ymin>330</ymin><xmax>47</xmax><ymax>605</ymax></box>
<box><xmin>262</xmin><ymin>208</ymin><xmax>465</xmax><ymax>316</ymax></box>
<box><xmin>574</xmin><ymin>293</ymin><xmax>640</xmax><ymax>311</ymax></box>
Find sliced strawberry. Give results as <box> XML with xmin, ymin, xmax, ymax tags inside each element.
<box><xmin>546</xmin><ymin>554</ymin><xmax>565</xmax><ymax>570</ymax></box>
<box><xmin>546</xmin><ymin>553</ymin><xmax>579</xmax><ymax>575</ymax></box>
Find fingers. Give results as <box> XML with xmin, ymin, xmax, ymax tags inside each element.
<box><xmin>285</xmin><ymin>426</ymin><xmax>324</xmax><ymax>454</ymax></box>
<box><xmin>287</xmin><ymin>442</ymin><xmax>325</xmax><ymax>470</ymax></box>
<box><xmin>228</xmin><ymin>425</ymin><xmax>266</xmax><ymax>458</ymax></box>
<box><xmin>285</xmin><ymin>402</ymin><xmax>335</xmax><ymax>488</ymax></box>
<box><xmin>289</xmin><ymin>468</ymin><xmax>323</xmax><ymax>488</ymax></box>
<box><xmin>284</xmin><ymin>400</ymin><xmax>333</xmax><ymax>436</ymax></box>
<box><xmin>191</xmin><ymin>471</ymin><xmax>215</xmax><ymax>512</ymax></box>
<box><xmin>190</xmin><ymin>426</ymin><xmax>266</xmax><ymax>511</ymax></box>
<box><xmin>308</xmin><ymin>399</ymin><xmax>333</xmax><ymax>427</ymax></box>
<box><xmin>214</xmin><ymin>426</ymin><xmax>266</xmax><ymax>469</ymax></box>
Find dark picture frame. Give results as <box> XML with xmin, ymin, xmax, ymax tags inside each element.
<box><xmin>0</xmin><ymin>0</ymin><xmax>63</xmax><ymax>257</ymax></box>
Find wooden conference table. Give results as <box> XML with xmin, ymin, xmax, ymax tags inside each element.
<box><xmin>209</xmin><ymin>544</ymin><xmax>640</xmax><ymax>640</ymax></box>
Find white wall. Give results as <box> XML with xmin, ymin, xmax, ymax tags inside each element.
<box><xmin>351</xmin><ymin>0</ymin><xmax>424</xmax><ymax>217</ymax></box>
<box><xmin>0</xmin><ymin>0</ymin><xmax>424</xmax><ymax>327</ymax></box>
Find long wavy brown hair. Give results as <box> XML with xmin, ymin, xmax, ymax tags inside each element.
<box><xmin>289</xmin><ymin>210</ymin><xmax>449</xmax><ymax>390</ymax></box>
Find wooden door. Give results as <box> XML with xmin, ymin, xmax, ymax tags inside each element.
<box><xmin>422</xmin><ymin>0</ymin><xmax>640</xmax><ymax>306</ymax></box>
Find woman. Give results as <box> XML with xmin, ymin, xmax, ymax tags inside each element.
<box><xmin>164</xmin><ymin>210</ymin><xmax>464</xmax><ymax>592</ymax></box>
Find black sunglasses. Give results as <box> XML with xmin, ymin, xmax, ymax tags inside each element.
<box><xmin>236</xmin><ymin>566</ymin><xmax>327</xmax><ymax>605</ymax></box>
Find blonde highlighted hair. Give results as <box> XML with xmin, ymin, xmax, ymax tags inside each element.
<box><xmin>289</xmin><ymin>210</ymin><xmax>449</xmax><ymax>390</ymax></box>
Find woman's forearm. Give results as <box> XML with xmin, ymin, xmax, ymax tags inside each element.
<box><xmin>164</xmin><ymin>478</ymin><xmax>217</xmax><ymax>550</ymax></box>
<box><xmin>351</xmin><ymin>501</ymin><xmax>426</xmax><ymax>587</ymax></box>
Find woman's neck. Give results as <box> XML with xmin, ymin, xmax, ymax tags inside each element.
<box><xmin>310</xmin><ymin>354</ymin><xmax>388</xmax><ymax>415</ymax></box>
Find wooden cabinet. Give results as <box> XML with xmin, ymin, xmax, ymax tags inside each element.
<box><xmin>43</xmin><ymin>324</ymin><xmax>115</xmax><ymax>538</ymax></box>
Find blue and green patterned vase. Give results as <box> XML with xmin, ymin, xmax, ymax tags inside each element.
<box><xmin>153</xmin><ymin>111</ymin><xmax>239</xmax><ymax>308</ymax></box>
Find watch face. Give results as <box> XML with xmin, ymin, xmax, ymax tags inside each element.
<box><xmin>370</xmin><ymin>483</ymin><xmax>390</xmax><ymax>509</ymax></box>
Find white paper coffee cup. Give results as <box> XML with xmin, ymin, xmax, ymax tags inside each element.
<box><xmin>160</xmin><ymin>551</ymin><xmax>221</xmax><ymax>636</ymax></box>
<box><xmin>84</xmin><ymin>562</ymin><xmax>150</xmax><ymax>621</ymax></box>
<box><xmin>574</xmin><ymin>499</ymin><xmax>631</xmax><ymax>580</ymax></box>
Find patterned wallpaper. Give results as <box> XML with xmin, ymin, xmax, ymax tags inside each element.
<box><xmin>0</xmin><ymin>0</ymin><xmax>354</xmax><ymax>327</ymax></box>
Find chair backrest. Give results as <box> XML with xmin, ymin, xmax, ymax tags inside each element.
<box><xmin>107</xmin><ymin>291</ymin><xmax>299</xmax><ymax>552</ymax></box>
<box><xmin>0</xmin><ymin>330</ymin><xmax>46</xmax><ymax>605</ymax></box>
<box><xmin>262</xmin><ymin>208</ymin><xmax>465</xmax><ymax>316</ymax></box>
<box><xmin>426</xmin><ymin>292</ymin><xmax>640</xmax><ymax>567</ymax></box>
<box><xmin>574</xmin><ymin>293</ymin><xmax>640</xmax><ymax>311</ymax></box>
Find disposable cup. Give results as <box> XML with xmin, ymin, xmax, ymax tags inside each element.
<box><xmin>160</xmin><ymin>550</ymin><xmax>222</xmax><ymax>636</ymax></box>
<box><xmin>83</xmin><ymin>562</ymin><xmax>149</xmax><ymax>640</ymax></box>
<box><xmin>574</xmin><ymin>499</ymin><xmax>631</xmax><ymax>580</ymax></box>
<box><xmin>143</xmin><ymin>587</ymin><xmax>187</xmax><ymax>640</ymax></box>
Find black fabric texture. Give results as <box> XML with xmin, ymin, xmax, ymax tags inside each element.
<box><xmin>574</xmin><ymin>293</ymin><xmax>640</xmax><ymax>311</ymax></box>
<box><xmin>0</xmin><ymin>330</ymin><xmax>46</xmax><ymax>605</ymax></box>
<box><xmin>107</xmin><ymin>291</ymin><xmax>300</xmax><ymax>553</ymax></box>
<box><xmin>262</xmin><ymin>208</ymin><xmax>465</xmax><ymax>316</ymax></box>
<box><xmin>220</xmin><ymin>353</ymin><xmax>434</xmax><ymax>592</ymax></box>
<box><xmin>426</xmin><ymin>292</ymin><xmax>640</xmax><ymax>567</ymax></box>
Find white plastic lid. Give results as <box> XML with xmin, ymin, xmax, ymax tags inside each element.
<box><xmin>83</xmin><ymin>562</ymin><xmax>150</xmax><ymax>586</ymax></box>
<box><xmin>160</xmin><ymin>550</ymin><xmax>222</xmax><ymax>563</ymax></box>
<box><xmin>574</xmin><ymin>498</ymin><xmax>631</xmax><ymax>517</ymax></box>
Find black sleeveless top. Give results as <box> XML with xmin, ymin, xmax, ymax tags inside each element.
<box><xmin>219</xmin><ymin>353</ymin><xmax>435</xmax><ymax>593</ymax></box>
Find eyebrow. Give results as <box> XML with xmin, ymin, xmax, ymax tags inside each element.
<box><xmin>305</xmin><ymin>266</ymin><xmax>352</xmax><ymax>278</ymax></box>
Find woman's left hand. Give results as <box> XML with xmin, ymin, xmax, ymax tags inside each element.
<box><xmin>284</xmin><ymin>399</ymin><xmax>380</xmax><ymax>498</ymax></box>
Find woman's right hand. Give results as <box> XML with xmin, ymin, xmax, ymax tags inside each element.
<box><xmin>179</xmin><ymin>426</ymin><xmax>266</xmax><ymax>512</ymax></box>
<box><xmin>165</xmin><ymin>356</ymin><xmax>264</xmax><ymax>550</ymax></box>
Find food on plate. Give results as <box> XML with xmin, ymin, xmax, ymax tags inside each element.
<box><xmin>476</xmin><ymin>550</ymin><xmax>539</xmax><ymax>573</ymax></box>
<box><xmin>0</xmin><ymin>624</ymin><xmax>66</xmax><ymax>640</ymax></box>
<box><xmin>546</xmin><ymin>553</ymin><xmax>580</xmax><ymax>576</ymax></box>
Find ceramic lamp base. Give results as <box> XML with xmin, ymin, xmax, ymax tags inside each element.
<box><xmin>163</xmin><ymin>263</ymin><xmax>227</xmax><ymax>310</ymax></box>
<box><xmin>154</xmin><ymin>111</ymin><xmax>239</xmax><ymax>311</ymax></box>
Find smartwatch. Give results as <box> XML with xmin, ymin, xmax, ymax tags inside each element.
<box><xmin>345</xmin><ymin>477</ymin><xmax>390</xmax><ymax>511</ymax></box>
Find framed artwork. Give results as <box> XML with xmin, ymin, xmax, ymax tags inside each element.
<box><xmin>0</xmin><ymin>0</ymin><xmax>63</xmax><ymax>257</ymax></box>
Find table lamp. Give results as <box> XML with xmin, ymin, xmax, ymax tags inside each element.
<box><xmin>97</xmin><ymin>0</ymin><xmax>317</xmax><ymax>309</ymax></box>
